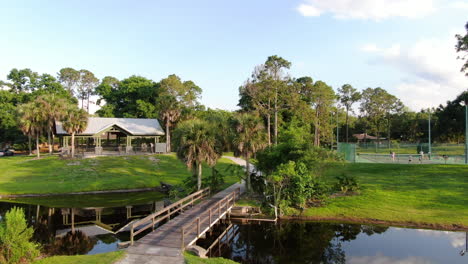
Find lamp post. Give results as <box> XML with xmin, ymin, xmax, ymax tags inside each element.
<box><xmin>461</xmin><ymin>100</ymin><xmax>468</xmax><ymax>165</ymax></box>
<box><xmin>428</xmin><ymin>109</ymin><xmax>432</xmax><ymax>156</ymax></box>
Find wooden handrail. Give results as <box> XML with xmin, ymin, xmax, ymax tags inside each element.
<box><xmin>180</xmin><ymin>187</ymin><xmax>240</xmax><ymax>249</ymax></box>
<box><xmin>130</xmin><ymin>187</ymin><xmax>210</xmax><ymax>245</ymax></box>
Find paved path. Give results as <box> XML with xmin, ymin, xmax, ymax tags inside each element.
<box><xmin>117</xmin><ymin>156</ymin><xmax>247</xmax><ymax>264</ymax></box>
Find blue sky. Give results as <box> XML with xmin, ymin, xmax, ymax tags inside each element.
<box><xmin>1</xmin><ymin>0</ymin><xmax>467</xmax><ymax>112</ymax></box>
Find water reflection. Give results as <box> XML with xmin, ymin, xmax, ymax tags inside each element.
<box><xmin>0</xmin><ymin>198</ymin><xmax>465</xmax><ymax>262</ymax></box>
<box><xmin>213</xmin><ymin>221</ymin><xmax>466</xmax><ymax>264</ymax></box>
<box><xmin>0</xmin><ymin>193</ymin><xmax>167</xmax><ymax>257</ymax></box>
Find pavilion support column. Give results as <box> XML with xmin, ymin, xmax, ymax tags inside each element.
<box><xmin>95</xmin><ymin>136</ymin><xmax>102</xmax><ymax>155</ymax></box>
<box><xmin>71</xmin><ymin>208</ymin><xmax>75</xmax><ymax>234</ymax></box>
<box><xmin>126</xmin><ymin>136</ymin><xmax>133</xmax><ymax>154</ymax></box>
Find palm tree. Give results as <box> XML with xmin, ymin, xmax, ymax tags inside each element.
<box><xmin>18</xmin><ymin>101</ymin><xmax>47</xmax><ymax>158</ymax></box>
<box><xmin>37</xmin><ymin>94</ymin><xmax>68</xmax><ymax>154</ymax></box>
<box><xmin>233</xmin><ymin>113</ymin><xmax>267</xmax><ymax>192</ymax></box>
<box><xmin>62</xmin><ymin>106</ymin><xmax>88</xmax><ymax>158</ymax></box>
<box><xmin>175</xmin><ymin>119</ymin><xmax>221</xmax><ymax>191</ymax></box>
<box><xmin>17</xmin><ymin>104</ymin><xmax>33</xmax><ymax>155</ymax></box>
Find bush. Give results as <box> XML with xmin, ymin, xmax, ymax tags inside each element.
<box><xmin>0</xmin><ymin>207</ymin><xmax>40</xmax><ymax>264</ymax></box>
<box><xmin>335</xmin><ymin>174</ymin><xmax>360</xmax><ymax>194</ymax></box>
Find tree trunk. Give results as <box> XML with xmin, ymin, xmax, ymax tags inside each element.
<box><xmin>36</xmin><ymin>135</ymin><xmax>40</xmax><ymax>158</ymax></box>
<box><xmin>71</xmin><ymin>133</ymin><xmax>75</xmax><ymax>158</ymax></box>
<box><xmin>87</xmin><ymin>93</ymin><xmax>90</xmax><ymax>113</ymax></box>
<box><xmin>245</xmin><ymin>154</ymin><xmax>251</xmax><ymax>192</ymax></box>
<box><xmin>197</xmin><ymin>162</ymin><xmax>202</xmax><ymax>191</ymax></box>
<box><xmin>48</xmin><ymin>128</ymin><xmax>52</xmax><ymax>154</ymax></box>
<box><xmin>28</xmin><ymin>135</ymin><xmax>32</xmax><ymax>155</ymax></box>
<box><xmin>165</xmin><ymin>120</ymin><xmax>171</xmax><ymax>153</ymax></box>
<box><xmin>267</xmin><ymin>113</ymin><xmax>271</xmax><ymax>146</ymax></box>
<box><xmin>274</xmin><ymin>89</ymin><xmax>278</xmax><ymax>145</ymax></box>
<box><xmin>345</xmin><ymin>108</ymin><xmax>349</xmax><ymax>143</ymax></box>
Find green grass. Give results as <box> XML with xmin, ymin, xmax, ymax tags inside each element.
<box><xmin>0</xmin><ymin>154</ymin><xmax>240</xmax><ymax>195</ymax></box>
<box><xmin>303</xmin><ymin>163</ymin><xmax>468</xmax><ymax>227</ymax></box>
<box><xmin>8</xmin><ymin>190</ymin><xmax>166</xmax><ymax>208</ymax></box>
<box><xmin>184</xmin><ymin>252</ymin><xmax>238</xmax><ymax>264</ymax></box>
<box><xmin>33</xmin><ymin>251</ymin><xmax>125</xmax><ymax>264</ymax></box>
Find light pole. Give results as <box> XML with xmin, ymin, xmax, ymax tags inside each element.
<box><xmin>336</xmin><ymin>108</ymin><xmax>340</xmax><ymax>150</ymax></box>
<box><xmin>428</xmin><ymin>109</ymin><xmax>432</xmax><ymax>156</ymax></box>
<box><xmin>461</xmin><ymin>100</ymin><xmax>468</xmax><ymax>165</ymax></box>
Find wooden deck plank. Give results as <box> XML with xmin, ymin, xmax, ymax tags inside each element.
<box><xmin>125</xmin><ymin>182</ymin><xmax>245</xmax><ymax>260</ymax></box>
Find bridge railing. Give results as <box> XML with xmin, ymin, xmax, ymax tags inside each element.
<box><xmin>130</xmin><ymin>187</ymin><xmax>210</xmax><ymax>245</ymax></box>
<box><xmin>180</xmin><ymin>187</ymin><xmax>241</xmax><ymax>249</ymax></box>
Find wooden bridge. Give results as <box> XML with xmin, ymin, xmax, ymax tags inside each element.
<box><xmin>118</xmin><ymin>183</ymin><xmax>244</xmax><ymax>264</ymax></box>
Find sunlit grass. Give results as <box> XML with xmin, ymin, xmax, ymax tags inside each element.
<box><xmin>0</xmin><ymin>154</ymin><xmax>240</xmax><ymax>195</ymax></box>
<box><xmin>303</xmin><ymin>163</ymin><xmax>468</xmax><ymax>226</ymax></box>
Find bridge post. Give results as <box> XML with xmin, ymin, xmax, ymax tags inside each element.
<box><xmin>181</xmin><ymin>227</ymin><xmax>185</xmax><ymax>249</ymax></box>
<box><xmin>130</xmin><ymin>227</ymin><xmax>134</xmax><ymax>245</ymax></box>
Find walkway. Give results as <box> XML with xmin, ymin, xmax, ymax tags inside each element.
<box><xmin>117</xmin><ymin>156</ymin><xmax>247</xmax><ymax>264</ymax></box>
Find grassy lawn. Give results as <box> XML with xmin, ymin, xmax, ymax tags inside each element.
<box><xmin>303</xmin><ymin>163</ymin><xmax>468</xmax><ymax>227</ymax></box>
<box><xmin>0</xmin><ymin>154</ymin><xmax>240</xmax><ymax>195</ymax></box>
<box><xmin>184</xmin><ymin>252</ymin><xmax>238</xmax><ymax>264</ymax></box>
<box><xmin>33</xmin><ymin>251</ymin><xmax>125</xmax><ymax>264</ymax></box>
<box><xmin>10</xmin><ymin>190</ymin><xmax>166</xmax><ymax>208</ymax></box>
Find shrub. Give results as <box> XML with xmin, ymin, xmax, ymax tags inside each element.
<box><xmin>335</xmin><ymin>174</ymin><xmax>360</xmax><ymax>194</ymax></box>
<box><xmin>0</xmin><ymin>207</ymin><xmax>40</xmax><ymax>264</ymax></box>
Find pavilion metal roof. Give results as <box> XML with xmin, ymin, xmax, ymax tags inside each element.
<box><xmin>55</xmin><ymin>117</ymin><xmax>165</xmax><ymax>136</ymax></box>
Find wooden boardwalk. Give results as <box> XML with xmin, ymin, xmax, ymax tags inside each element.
<box><xmin>118</xmin><ymin>183</ymin><xmax>245</xmax><ymax>264</ymax></box>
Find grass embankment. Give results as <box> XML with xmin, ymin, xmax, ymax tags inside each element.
<box><xmin>33</xmin><ymin>251</ymin><xmax>125</xmax><ymax>264</ymax></box>
<box><xmin>184</xmin><ymin>252</ymin><xmax>238</xmax><ymax>264</ymax></box>
<box><xmin>0</xmin><ymin>154</ymin><xmax>239</xmax><ymax>195</ymax></box>
<box><xmin>299</xmin><ymin>163</ymin><xmax>468</xmax><ymax>229</ymax></box>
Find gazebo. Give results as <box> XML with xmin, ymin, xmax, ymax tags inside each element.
<box><xmin>55</xmin><ymin>117</ymin><xmax>166</xmax><ymax>155</ymax></box>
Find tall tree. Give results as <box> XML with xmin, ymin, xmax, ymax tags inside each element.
<box><xmin>174</xmin><ymin>119</ymin><xmax>221</xmax><ymax>191</ymax></box>
<box><xmin>76</xmin><ymin>70</ymin><xmax>99</xmax><ymax>113</ymax></box>
<box><xmin>233</xmin><ymin>113</ymin><xmax>267</xmax><ymax>192</ymax></box>
<box><xmin>58</xmin><ymin>68</ymin><xmax>80</xmax><ymax>96</ymax></box>
<box><xmin>95</xmin><ymin>75</ymin><xmax>155</xmax><ymax>118</ymax></box>
<box><xmin>455</xmin><ymin>21</ymin><xmax>468</xmax><ymax>76</ymax></box>
<box><xmin>7</xmin><ymin>68</ymin><xmax>39</xmax><ymax>94</ymax></box>
<box><xmin>338</xmin><ymin>84</ymin><xmax>361</xmax><ymax>143</ymax></box>
<box><xmin>62</xmin><ymin>106</ymin><xmax>88</xmax><ymax>158</ymax></box>
<box><xmin>157</xmin><ymin>74</ymin><xmax>202</xmax><ymax>152</ymax></box>
<box><xmin>264</xmin><ymin>55</ymin><xmax>291</xmax><ymax>145</ymax></box>
<box><xmin>360</xmin><ymin>87</ymin><xmax>403</xmax><ymax>144</ymax></box>
<box><xmin>310</xmin><ymin>81</ymin><xmax>336</xmax><ymax>146</ymax></box>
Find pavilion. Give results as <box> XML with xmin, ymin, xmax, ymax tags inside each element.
<box><xmin>55</xmin><ymin>117</ymin><xmax>166</xmax><ymax>155</ymax></box>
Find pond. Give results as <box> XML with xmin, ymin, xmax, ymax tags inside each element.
<box><xmin>201</xmin><ymin>221</ymin><xmax>467</xmax><ymax>264</ymax></box>
<box><xmin>0</xmin><ymin>195</ymin><xmax>466</xmax><ymax>264</ymax></box>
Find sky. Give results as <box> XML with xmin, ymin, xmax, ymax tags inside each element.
<box><xmin>1</xmin><ymin>0</ymin><xmax>467</xmax><ymax>113</ymax></box>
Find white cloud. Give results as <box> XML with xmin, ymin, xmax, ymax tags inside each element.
<box><xmin>415</xmin><ymin>229</ymin><xmax>466</xmax><ymax>248</ymax></box>
<box><xmin>450</xmin><ymin>1</ymin><xmax>468</xmax><ymax>9</ymax></box>
<box><xmin>361</xmin><ymin>34</ymin><xmax>468</xmax><ymax>111</ymax></box>
<box><xmin>348</xmin><ymin>254</ymin><xmax>435</xmax><ymax>264</ymax></box>
<box><xmin>361</xmin><ymin>43</ymin><xmax>381</xmax><ymax>52</ymax></box>
<box><xmin>297</xmin><ymin>3</ymin><xmax>322</xmax><ymax>17</ymax></box>
<box><xmin>297</xmin><ymin>0</ymin><xmax>436</xmax><ymax>20</ymax></box>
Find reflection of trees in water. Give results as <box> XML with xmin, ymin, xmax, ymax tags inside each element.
<box><xmin>33</xmin><ymin>219</ymin><xmax>55</xmax><ymax>244</ymax></box>
<box><xmin>46</xmin><ymin>231</ymin><xmax>96</xmax><ymax>255</ymax></box>
<box><xmin>96</xmin><ymin>234</ymin><xmax>118</xmax><ymax>244</ymax></box>
<box><xmin>227</xmin><ymin>222</ymin><xmax>389</xmax><ymax>264</ymax></box>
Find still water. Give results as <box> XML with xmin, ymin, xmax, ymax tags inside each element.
<box><xmin>209</xmin><ymin>221</ymin><xmax>467</xmax><ymax>264</ymax></box>
<box><xmin>0</xmin><ymin>194</ymin><xmax>466</xmax><ymax>263</ymax></box>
